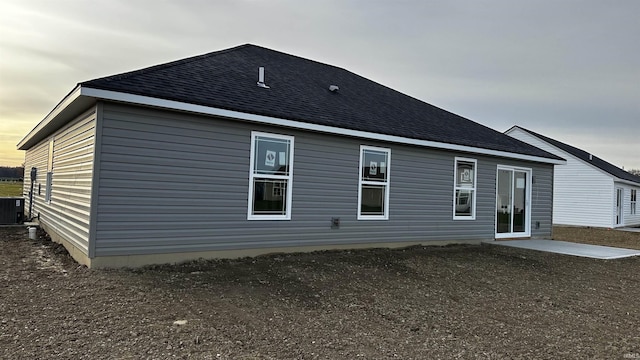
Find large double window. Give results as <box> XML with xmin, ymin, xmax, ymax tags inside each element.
<box><xmin>358</xmin><ymin>146</ymin><xmax>390</xmax><ymax>220</ymax></box>
<box><xmin>248</xmin><ymin>132</ymin><xmax>294</xmax><ymax>220</ymax></box>
<box><xmin>453</xmin><ymin>157</ymin><xmax>477</xmax><ymax>220</ymax></box>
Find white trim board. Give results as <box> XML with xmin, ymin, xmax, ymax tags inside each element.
<box><xmin>17</xmin><ymin>86</ymin><xmax>82</xmax><ymax>149</ymax></box>
<box><xmin>505</xmin><ymin>126</ymin><xmax>638</xmax><ymax>186</ymax></box>
<box><xmin>21</xmin><ymin>86</ymin><xmax>566</xmax><ymax>165</ymax></box>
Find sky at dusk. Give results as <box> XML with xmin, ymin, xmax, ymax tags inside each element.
<box><xmin>1</xmin><ymin>0</ymin><xmax>638</xmax><ymax>169</ymax></box>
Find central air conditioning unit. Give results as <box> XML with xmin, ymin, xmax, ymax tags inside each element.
<box><xmin>0</xmin><ymin>197</ymin><xmax>24</xmax><ymax>225</ymax></box>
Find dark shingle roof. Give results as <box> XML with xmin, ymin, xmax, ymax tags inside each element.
<box><xmin>82</xmin><ymin>44</ymin><xmax>560</xmax><ymax>160</ymax></box>
<box><xmin>510</xmin><ymin>126</ymin><xmax>640</xmax><ymax>184</ymax></box>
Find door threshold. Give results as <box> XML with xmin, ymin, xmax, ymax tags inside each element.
<box><xmin>495</xmin><ymin>236</ymin><xmax>531</xmax><ymax>241</ymax></box>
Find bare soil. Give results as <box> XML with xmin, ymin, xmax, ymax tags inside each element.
<box><xmin>1</xmin><ymin>227</ymin><xmax>639</xmax><ymax>359</ymax></box>
<box><xmin>553</xmin><ymin>225</ymin><xmax>640</xmax><ymax>250</ymax></box>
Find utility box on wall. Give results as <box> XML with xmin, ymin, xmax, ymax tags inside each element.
<box><xmin>0</xmin><ymin>197</ymin><xmax>24</xmax><ymax>225</ymax></box>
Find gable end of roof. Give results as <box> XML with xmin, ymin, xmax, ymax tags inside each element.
<box><xmin>507</xmin><ymin>126</ymin><xmax>640</xmax><ymax>184</ymax></box>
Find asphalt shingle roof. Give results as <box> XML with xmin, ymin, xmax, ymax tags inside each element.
<box><xmin>510</xmin><ymin>126</ymin><xmax>640</xmax><ymax>184</ymax></box>
<box><xmin>82</xmin><ymin>44</ymin><xmax>560</xmax><ymax>160</ymax></box>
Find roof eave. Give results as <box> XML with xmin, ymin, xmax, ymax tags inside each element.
<box><xmin>17</xmin><ymin>85</ymin><xmax>97</xmax><ymax>150</ymax></box>
<box><xmin>79</xmin><ymin>87</ymin><xmax>565</xmax><ymax>165</ymax></box>
<box><xmin>508</xmin><ymin>126</ymin><xmax>638</xmax><ymax>184</ymax></box>
<box><xmin>19</xmin><ymin>86</ymin><xmax>565</xmax><ymax>165</ymax></box>
<box><xmin>613</xmin><ymin>178</ymin><xmax>640</xmax><ymax>187</ymax></box>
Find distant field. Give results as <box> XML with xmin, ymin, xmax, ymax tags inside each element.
<box><xmin>0</xmin><ymin>182</ymin><xmax>24</xmax><ymax>197</ymax></box>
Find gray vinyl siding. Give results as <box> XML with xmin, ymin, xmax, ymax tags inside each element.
<box><xmin>94</xmin><ymin>103</ymin><xmax>554</xmax><ymax>256</ymax></box>
<box><xmin>530</xmin><ymin>163</ymin><xmax>554</xmax><ymax>237</ymax></box>
<box><xmin>23</xmin><ymin>109</ymin><xmax>96</xmax><ymax>254</ymax></box>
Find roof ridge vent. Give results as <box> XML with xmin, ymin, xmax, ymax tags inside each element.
<box><xmin>257</xmin><ymin>67</ymin><xmax>270</xmax><ymax>89</ymax></box>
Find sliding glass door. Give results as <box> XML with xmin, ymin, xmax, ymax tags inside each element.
<box><xmin>496</xmin><ymin>166</ymin><xmax>531</xmax><ymax>238</ymax></box>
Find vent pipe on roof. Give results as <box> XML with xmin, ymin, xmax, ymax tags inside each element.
<box><xmin>329</xmin><ymin>85</ymin><xmax>339</xmax><ymax>92</ymax></box>
<box><xmin>589</xmin><ymin>154</ymin><xmax>593</xmax><ymax>160</ymax></box>
<box><xmin>257</xmin><ymin>67</ymin><xmax>270</xmax><ymax>88</ymax></box>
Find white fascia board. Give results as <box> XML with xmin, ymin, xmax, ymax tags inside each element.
<box><xmin>82</xmin><ymin>87</ymin><xmax>565</xmax><ymax>164</ymax></box>
<box><xmin>17</xmin><ymin>85</ymin><xmax>82</xmax><ymax>149</ymax></box>
<box><xmin>512</xmin><ymin>127</ymin><xmax>637</xmax><ymax>185</ymax></box>
<box><xmin>614</xmin><ymin>178</ymin><xmax>640</xmax><ymax>187</ymax></box>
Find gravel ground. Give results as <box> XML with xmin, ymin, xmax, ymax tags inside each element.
<box><xmin>1</xmin><ymin>226</ymin><xmax>639</xmax><ymax>359</ymax></box>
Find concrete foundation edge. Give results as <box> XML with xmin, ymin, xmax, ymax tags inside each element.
<box><xmin>27</xmin><ymin>222</ymin><xmax>489</xmax><ymax>268</ymax></box>
<box><xmin>38</xmin><ymin>222</ymin><xmax>91</xmax><ymax>267</ymax></box>
<box><xmin>39</xmin><ymin>234</ymin><xmax>486</xmax><ymax>268</ymax></box>
<box><xmin>89</xmin><ymin>239</ymin><xmax>486</xmax><ymax>268</ymax></box>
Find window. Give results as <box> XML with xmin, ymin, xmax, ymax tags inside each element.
<box><xmin>272</xmin><ymin>182</ymin><xmax>284</xmax><ymax>197</ymax></box>
<box><xmin>453</xmin><ymin>157</ymin><xmax>477</xmax><ymax>220</ymax></box>
<box><xmin>248</xmin><ymin>132</ymin><xmax>294</xmax><ymax>220</ymax></box>
<box><xmin>358</xmin><ymin>146</ymin><xmax>390</xmax><ymax>220</ymax></box>
<box><xmin>45</xmin><ymin>138</ymin><xmax>54</xmax><ymax>203</ymax></box>
<box><xmin>632</xmin><ymin>189</ymin><xmax>637</xmax><ymax>215</ymax></box>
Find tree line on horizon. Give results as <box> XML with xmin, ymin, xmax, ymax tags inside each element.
<box><xmin>0</xmin><ymin>166</ymin><xmax>25</xmax><ymax>180</ymax></box>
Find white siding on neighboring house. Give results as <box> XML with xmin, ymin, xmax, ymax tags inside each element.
<box><xmin>618</xmin><ymin>183</ymin><xmax>640</xmax><ymax>227</ymax></box>
<box><xmin>23</xmin><ymin>108</ymin><xmax>97</xmax><ymax>254</ymax></box>
<box><xmin>506</xmin><ymin>127</ymin><xmax>614</xmax><ymax>228</ymax></box>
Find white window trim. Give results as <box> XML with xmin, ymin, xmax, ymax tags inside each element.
<box><xmin>453</xmin><ymin>157</ymin><xmax>477</xmax><ymax>220</ymax></box>
<box><xmin>357</xmin><ymin>145</ymin><xmax>391</xmax><ymax>220</ymax></box>
<box><xmin>631</xmin><ymin>189</ymin><xmax>637</xmax><ymax>215</ymax></box>
<box><xmin>247</xmin><ymin>131</ymin><xmax>294</xmax><ymax>220</ymax></box>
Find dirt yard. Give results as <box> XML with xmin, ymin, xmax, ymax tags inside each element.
<box><xmin>553</xmin><ymin>225</ymin><xmax>640</xmax><ymax>250</ymax></box>
<box><xmin>1</xmin><ymin>227</ymin><xmax>639</xmax><ymax>359</ymax></box>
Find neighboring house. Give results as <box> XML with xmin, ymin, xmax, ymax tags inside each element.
<box><xmin>506</xmin><ymin>126</ymin><xmax>640</xmax><ymax>228</ymax></box>
<box><xmin>18</xmin><ymin>44</ymin><xmax>563</xmax><ymax>268</ymax></box>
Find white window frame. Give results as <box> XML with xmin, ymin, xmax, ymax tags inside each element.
<box><xmin>495</xmin><ymin>165</ymin><xmax>532</xmax><ymax>238</ymax></box>
<box><xmin>247</xmin><ymin>131</ymin><xmax>294</xmax><ymax>220</ymax></box>
<box><xmin>357</xmin><ymin>145</ymin><xmax>391</xmax><ymax>220</ymax></box>
<box><xmin>632</xmin><ymin>189</ymin><xmax>637</xmax><ymax>215</ymax></box>
<box><xmin>453</xmin><ymin>157</ymin><xmax>477</xmax><ymax>220</ymax></box>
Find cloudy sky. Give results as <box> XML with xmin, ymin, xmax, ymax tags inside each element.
<box><xmin>1</xmin><ymin>0</ymin><xmax>638</xmax><ymax>169</ymax></box>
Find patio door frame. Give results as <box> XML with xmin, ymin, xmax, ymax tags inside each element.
<box><xmin>495</xmin><ymin>165</ymin><xmax>532</xmax><ymax>239</ymax></box>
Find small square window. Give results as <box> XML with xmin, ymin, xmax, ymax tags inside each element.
<box><xmin>253</xmin><ymin>179</ymin><xmax>287</xmax><ymax>215</ymax></box>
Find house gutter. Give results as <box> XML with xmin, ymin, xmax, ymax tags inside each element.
<box><xmin>19</xmin><ymin>86</ymin><xmax>566</xmax><ymax>165</ymax></box>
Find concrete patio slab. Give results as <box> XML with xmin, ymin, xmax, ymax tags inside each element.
<box><xmin>484</xmin><ymin>239</ymin><xmax>640</xmax><ymax>259</ymax></box>
<box><xmin>617</xmin><ymin>227</ymin><xmax>640</xmax><ymax>233</ymax></box>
